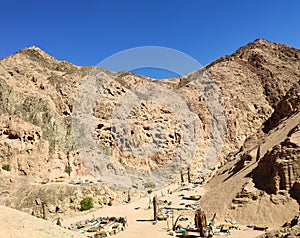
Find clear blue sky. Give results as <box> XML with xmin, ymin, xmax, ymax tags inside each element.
<box><xmin>1</xmin><ymin>0</ymin><xmax>300</xmax><ymax>78</ymax></box>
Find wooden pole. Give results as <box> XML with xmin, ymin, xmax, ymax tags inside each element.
<box><xmin>195</xmin><ymin>208</ymin><xmax>207</xmax><ymax>236</ymax></box>
<box><xmin>181</xmin><ymin>171</ymin><xmax>184</xmax><ymax>183</ymax></box>
<box><xmin>173</xmin><ymin>214</ymin><xmax>183</xmax><ymax>231</ymax></box>
<box><xmin>187</xmin><ymin>166</ymin><xmax>191</xmax><ymax>183</ymax></box>
<box><xmin>153</xmin><ymin>195</ymin><xmax>157</xmax><ymax>221</ymax></box>
<box><xmin>256</xmin><ymin>146</ymin><xmax>261</xmax><ymax>161</ymax></box>
<box><xmin>211</xmin><ymin>213</ymin><xmax>217</xmax><ymax>226</ymax></box>
<box><xmin>42</xmin><ymin>201</ymin><xmax>49</xmax><ymax>220</ymax></box>
<box><xmin>172</xmin><ymin>209</ymin><xmax>174</xmax><ymax>230</ymax></box>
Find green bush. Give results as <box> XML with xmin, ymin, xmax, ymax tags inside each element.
<box><xmin>144</xmin><ymin>181</ymin><xmax>155</xmax><ymax>189</ymax></box>
<box><xmin>80</xmin><ymin>197</ymin><xmax>93</xmax><ymax>211</ymax></box>
<box><xmin>2</xmin><ymin>164</ymin><xmax>11</xmax><ymax>171</ymax></box>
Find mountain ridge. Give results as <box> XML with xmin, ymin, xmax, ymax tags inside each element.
<box><xmin>0</xmin><ymin>39</ymin><xmax>299</xmax><ymax>235</ymax></box>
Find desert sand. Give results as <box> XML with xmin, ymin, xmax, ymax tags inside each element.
<box><xmin>0</xmin><ymin>205</ymin><xmax>85</xmax><ymax>238</ymax></box>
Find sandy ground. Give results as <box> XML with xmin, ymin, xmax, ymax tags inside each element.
<box><xmin>62</xmin><ymin>183</ymin><xmax>269</xmax><ymax>238</ymax></box>
<box><xmin>0</xmin><ymin>205</ymin><xmax>85</xmax><ymax>238</ymax></box>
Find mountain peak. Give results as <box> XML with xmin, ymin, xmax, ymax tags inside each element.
<box><xmin>26</xmin><ymin>45</ymin><xmax>44</xmax><ymax>51</ymax></box>
<box><xmin>18</xmin><ymin>45</ymin><xmax>59</xmax><ymax>63</ymax></box>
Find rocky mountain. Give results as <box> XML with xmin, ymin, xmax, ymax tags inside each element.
<box><xmin>199</xmin><ymin>40</ymin><xmax>300</xmax><ymax>227</ymax></box>
<box><xmin>0</xmin><ymin>39</ymin><xmax>299</xmax><ymax>232</ymax></box>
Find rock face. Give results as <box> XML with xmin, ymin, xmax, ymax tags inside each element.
<box><xmin>1</xmin><ymin>40</ymin><xmax>299</xmax><ymax>180</ymax></box>
<box><xmin>0</xmin><ymin>113</ymin><xmax>89</xmax><ymax>178</ymax></box>
<box><xmin>0</xmin><ymin>39</ymin><xmax>300</xmax><ymax>222</ymax></box>
<box><xmin>263</xmin><ymin>82</ymin><xmax>300</xmax><ymax>133</ymax></box>
<box><xmin>253</xmin><ymin>131</ymin><xmax>300</xmax><ymax>200</ymax></box>
<box><xmin>0</xmin><ymin>46</ymin><xmax>91</xmax><ymax>178</ymax></box>
<box><xmin>252</xmin><ymin>85</ymin><xmax>300</xmax><ymax>204</ymax></box>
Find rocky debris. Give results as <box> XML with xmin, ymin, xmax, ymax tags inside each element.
<box><xmin>231</xmin><ymin>180</ymin><xmax>261</xmax><ymax>208</ymax></box>
<box><xmin>259</xmin><ymin>213</ymin><xmax>300</xmax><ymax>238</ymax></box>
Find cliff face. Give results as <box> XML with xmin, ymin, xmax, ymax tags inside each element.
<box><xmin>252</xmin><ymin>84</ymin><xmax>300</xmax><ymax>203</ymax></box>
<box><xmin>253</xmin><ymin>128</ymin><xmax>300</xmax><ymax>200</ymax></box>
<box><xmin>263</xmin><ymin>82</ymin><xmax>300</xmax><ymax>133</ymax></box>
<box><xmin>0</xmin><ymin>39</ymin><xmax>299</xmax><ymax>222</ymax></box>
<box><xmin>0</xmin><ymin>47</ymin><xmax>93</xmax><ymax>179</ymax></box>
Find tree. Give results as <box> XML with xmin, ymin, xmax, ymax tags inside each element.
<box><xmin>64</xmin><ymin>164</ymin><xmax>72</xmax><ymax>177</ymax></box>
<box><xmin>80</xmin><ymin>197</ymin><xmax>93</xmax><ymax>211</ymax></box>
<box><xmin>144</xmin><ymin>181</ymin><xmax>155</xmax><ymax>209</ymax></box>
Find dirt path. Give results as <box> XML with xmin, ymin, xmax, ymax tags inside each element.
<box><xmin>62</xmin><ymin>183</ymin><xmax>268</xmax><ymax>238</ymax></box>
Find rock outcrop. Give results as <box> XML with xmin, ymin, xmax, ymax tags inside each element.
<box><xmin>253</xmin><ymin>129</ymin><xmax>300</xmax><ymax>201</ymax></box>
<box><xmin>263</xmin><ymin>82</ymin><xmax>300</xmax><ymax>133</ymax></box>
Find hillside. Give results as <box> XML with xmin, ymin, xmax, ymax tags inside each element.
<box><xmin>0</xmin><ymin>39</ymin><xmax>299</xmax><ymax>236</ymax></box>
<box><xmin>0</xmin><ymin>205</ymin><xmax>85</xmax><ymax>238</ymax></box>
<box><xmin>199</xmin><ymin>39</ymin><xmax>300</xmax><ymax>226</ymax></box>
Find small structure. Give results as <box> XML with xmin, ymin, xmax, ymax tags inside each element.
<box><xmin>182</xmin><ymin>195</ymin><xmax>201</xmax><ymax>201</ymax></box>
<box><xmin>254</xmin><ymin>225</ymin><xmax>268</xmax><ymax>231</ymax></box>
